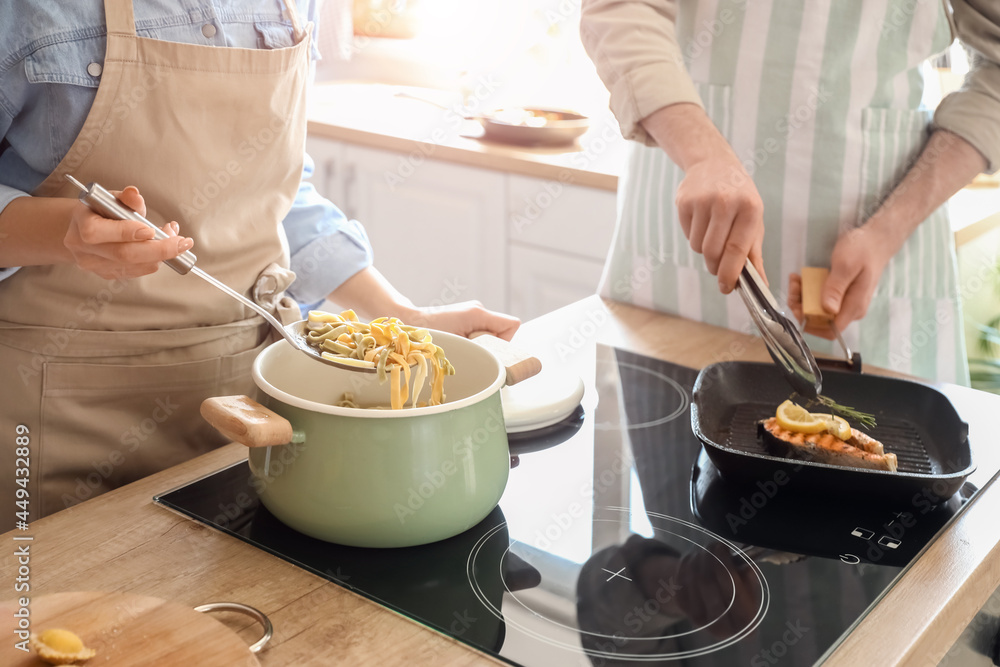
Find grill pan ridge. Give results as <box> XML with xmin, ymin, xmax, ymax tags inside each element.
<box><xmin>690</xmin><ymin>361</ymin><xmax>975</xmax><ymax>504</ymax></box>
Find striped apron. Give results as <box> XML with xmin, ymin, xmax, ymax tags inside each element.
<box><xmin>599</xmin><ymin>0</ymin><xmax>969</xmax><ymax>385</ymax></box>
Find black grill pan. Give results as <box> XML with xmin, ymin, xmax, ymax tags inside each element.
<box><xmin>690</xmin><ymin>361</ymin><xmax>975</xmax><ymax>505</ymax></box>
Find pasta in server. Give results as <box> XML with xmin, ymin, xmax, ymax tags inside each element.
<box><xmin>304</xmin><ymin>310</ymin><xmax>455</xmax><ymax>409</ymax></box>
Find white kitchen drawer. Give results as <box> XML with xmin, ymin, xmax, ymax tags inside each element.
<box><xmin>508</xmin><ymin>244</ymin><xmax>605</xmax><ymax>322</ymax></box>
<box><xmin>507</xmin><ymin>174</ymin><xmax>617</xmax><ymax>262</ymax></box>
<box><xmin>342</xmin><ymin>144</ymin><xmax>507</xmax><ymax>313</ymax></box>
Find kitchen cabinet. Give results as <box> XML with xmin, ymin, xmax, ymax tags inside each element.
<box><xmin>506</xmin><ymin>175</ymin><xmax>616</xmax><ymax>321</ymax></box>
<box><xmin>508</xmin><ymin>245</ymin><xmax>606</xmax><ymax>323</ymax></box>
<box><xmin>305</xmin><ymin>135</ymin><xmax>346</xmax><ymax>209</ymax></box>
<box><xmin>307</xmin><ymin>138</ymin><xmax>506</xmax><ymax>312</ymax></box>
<box><xmin>506</xmin><ymin>175</ymin><xmax>616</xmax><ymax>263</ymax></box>
<box><xmin>349</xmin><ymin>143</ymin><xmax>507</xmax><ymax>313</ymax></box>
<box><xmin>305</xmin><ymin>137</ymin><xmax>618</xmax><ymax>320</ymax></box>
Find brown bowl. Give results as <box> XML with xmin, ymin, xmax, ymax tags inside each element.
<box><xmin>477</xmin><ymin>107</ymin><xmax>590</xmax><ymax>146</ymax></box>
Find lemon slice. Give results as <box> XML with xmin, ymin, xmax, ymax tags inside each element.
<box><xmin>811</xmin><ymin>413</ymin><xmax>853</xmax><ymax>440</ymax></box>
<box><xmin>774</xmin><ymin>400</ymin><xmax>827</xmax><ymax>434</ymax></box>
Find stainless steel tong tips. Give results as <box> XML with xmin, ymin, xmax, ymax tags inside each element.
<box><xmin>735</xmin><ymin>259</ymin><xmax>823</xmax><ymax>399</ymax></box>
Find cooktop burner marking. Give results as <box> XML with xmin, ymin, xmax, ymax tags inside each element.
<box><xmin>614</xmin><ymin>362</ymin><xmax>690</xmax><ymax>429</ymax></box>
<box><xmin>467</xmin><ymin>508</ymin><xmax>770</xmax><ymax>660</ymax></box>
<box><xmin>601</xmin><ymin>566</ymin><xmax>633</xmax><ymax>582</ymax></box>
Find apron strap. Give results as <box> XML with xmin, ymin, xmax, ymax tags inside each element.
<box><xmin>279</xmin><ymin>0</ymin><xmax>306</xmax><ymax>41</ymax></box>
<box><xmin>103</xmin><ymin>0</ymin><xmax>137</xmax><ymax>37</ymax></box>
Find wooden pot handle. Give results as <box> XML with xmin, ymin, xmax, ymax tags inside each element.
<box><xmin>469</xmin><ymin>332</ymin><xmax>542</xmax><ymax>387</ymax></box>
<box><xmin>200</xmin><ymin>395</ymin><xmax>294</xmax><ymax>448</ymax></box>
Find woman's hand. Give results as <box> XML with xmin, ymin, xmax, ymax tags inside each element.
<box><xmin>63</xmin><ymin>186</ymin><xmax>193</xmax><ymax>280</ymax></box>
<box><xmin>408</xmin><ymin>301</ymin><xmax>521</xmax><ymax>341</ymax></box>
<box><xmin>326</xmin><ymin>268</ymin><xmax>521</xmax><ymax>340</ymax></box>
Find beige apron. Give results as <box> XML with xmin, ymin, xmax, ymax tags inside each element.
<box><xmin>0</xmin><ymin>0</ymin><xmax>310</xmax><ymax>524</ymax></box>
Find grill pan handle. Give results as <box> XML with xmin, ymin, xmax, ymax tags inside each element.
<box><xmin>815</xmin><ymin>352</ymin><xmax>863</xmax><ymax>374</ymax></box>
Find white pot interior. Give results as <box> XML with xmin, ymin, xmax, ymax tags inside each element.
<box><xmin>253</xmin><ymin>330</ymin><xmax>505</xmax><ymax>417</ymax></box>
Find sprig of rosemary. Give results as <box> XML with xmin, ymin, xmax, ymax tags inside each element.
<box><xmin>793</xmin><ymin>393</ymin><xmax>878</xmax><ymax>430</ymax></box>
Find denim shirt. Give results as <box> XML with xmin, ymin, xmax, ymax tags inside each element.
<box><xmin>0</xmin><ymin>0</ymin><xmax>372</xmax><ymax>311</ymax></box>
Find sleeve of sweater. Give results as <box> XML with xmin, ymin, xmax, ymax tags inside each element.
<box><xmin>579</xmin><ymin>0</ymin><xmax>704</xmax><ymax>146</ymax></box>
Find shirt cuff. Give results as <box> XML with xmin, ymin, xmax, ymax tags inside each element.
<box><xmin>286</xmin><ymin>217</ymin><xmax>373</xmax><ymax>306</ymax></box>
<box><xmin>933</xmin><ymin>53</ymin><xmax>1000</xmax><ymax>172</ymax></box>
<box><xmin>608</xmin><ymin>62</ymin><xmax>704</xmax><ymax>146</ymax></box>
<box><xmin>0</xmin><ymin>185</ymin><xmax>30</xmax><ymax>282</ymax></box>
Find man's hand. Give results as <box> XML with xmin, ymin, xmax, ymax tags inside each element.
<box><xmin>675</xmin><ymin>156</ymin><xmax>765</xmax><ymax>292</ymax></box>
<box><xmin>63</xmin><ymin>186</ymin><xmax>192</xmax><ymax>280</ymax></box>
<box><xmin>788</xmin><ymin>225</ymin><xmax>895</xmax><ymax>339</ymax></box>
<box><xmin>789</xmin><ymin>129</ymin><xmax>987</xmax><ymax>337</ymax></box>
<box><xmin>642</xmin><ymin>103</ymin><xmax>767</xmax><ymax>293</ymax></box>
<box><xmin>822</xmin><ymin>225</ymin><xmax>895</xmax><ymax>334</ymax></box>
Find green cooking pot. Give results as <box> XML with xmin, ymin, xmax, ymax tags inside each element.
<box><xmin>201</xmin><ymin>331</ymin><xmax>540</xmax><ymax>548</ymax></box>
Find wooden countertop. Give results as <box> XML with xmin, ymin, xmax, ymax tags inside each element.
<box><xmin>306</xmin><ymin>82</ymin><xmax>627</xmax><ymax>191</ymax></box>
<box><xmin>3</xmin><ymin>295</ymin><xmax>999</xmax><ymax>665</ymax></box>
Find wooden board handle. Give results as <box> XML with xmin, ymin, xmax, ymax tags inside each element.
<box><xmin>200</xmin><ymin>396</ymin><xmax>294</xmax><ymax>448</ymax></box>
<box><xmin>801</xmin><ymin>266</ymin><xmax>833</xmax><ymax>328</ymax></box>
<box><xmin>469</xmin><ymin>332</ymin><xmax>542</xmax><ymax>387</ymax></box>
<box><xmin>194</xmin><ymin>602</ymin><xmax>273</xmax><ymax>654</ymax></box>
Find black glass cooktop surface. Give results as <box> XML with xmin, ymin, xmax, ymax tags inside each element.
<box><xmin>155</xmin><ymin>344</ymin><xmax>997</xmax><ymax>666</ymax></box>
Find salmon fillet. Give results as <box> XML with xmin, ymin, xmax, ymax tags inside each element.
<box><xmin>759</xmin><ymin>417</ymin><xmax>898</xmax><ymax>472</ymax></box>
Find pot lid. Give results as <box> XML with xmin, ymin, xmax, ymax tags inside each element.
<box><xmin>501</xmin><ymin>371</ymin><xmax>585</xmax><ymax>434</ymax></box>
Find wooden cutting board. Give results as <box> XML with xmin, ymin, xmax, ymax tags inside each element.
<box><xmin>0</xmin><ymin>591</ymin><xmax>260</xmax><ymax>666</ymax></box>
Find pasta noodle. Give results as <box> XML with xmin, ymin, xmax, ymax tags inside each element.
<box><xmin>304</xmin><ymin>309</ymin><xmax>455</xmax><ymax>409</ymax></box>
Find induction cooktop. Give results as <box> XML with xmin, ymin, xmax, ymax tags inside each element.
<box><xmin>155</xmin><ymin>344</ymin><xmax>999</xmax><ymax>666</ymax></box>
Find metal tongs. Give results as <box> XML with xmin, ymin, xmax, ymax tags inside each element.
<box><xmin>735</xmin><ymin>259</ymin><xmax>824</xmax><ymax>399</ymax></box>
